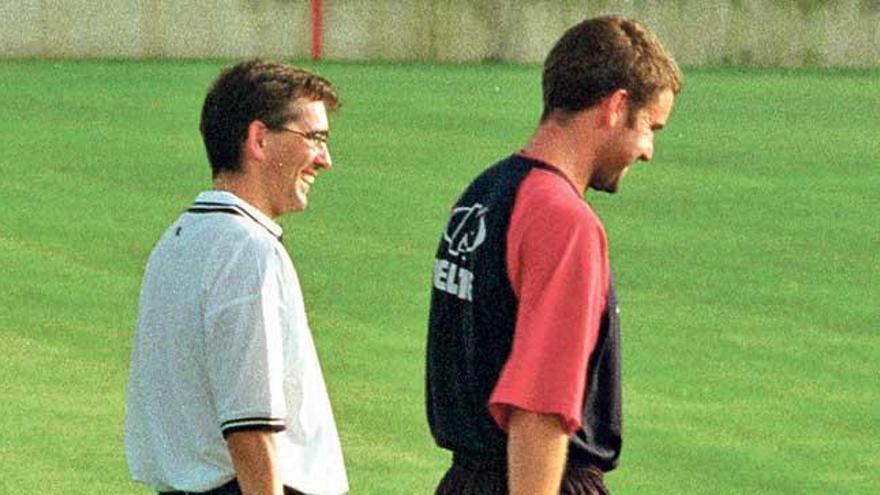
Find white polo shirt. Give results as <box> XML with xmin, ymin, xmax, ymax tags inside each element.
<box><xmin>124</xmin><ymin>191</ymin><xmax>348</xmax><ymax>494</ymax></box>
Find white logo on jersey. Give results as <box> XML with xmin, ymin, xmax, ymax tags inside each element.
<box><xmin>433</xmin><ymin>259</ymin><xmax>474</xmax><ymax>301</ymax></box>
<box><xmin>443</xmin><ymin>203</ymin><xmax>488</xmax><ymax>257</ymax></box>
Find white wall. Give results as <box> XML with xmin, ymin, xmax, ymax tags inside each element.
<box><xmin>1</xmin><ymin>0</ymin><xmax>878</xmax><ymax>67</ymax></box>
<box><xmin>0</xmin><ymin>0</ymin><xmax>310</xmax><ymax>59</ymax></box>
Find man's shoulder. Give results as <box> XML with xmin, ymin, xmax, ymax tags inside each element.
<box><xmin>518</xmin><ymin>169</ymin><xmax>596</xmax><ymax>224</ymax></box>
<box><xmin>151</xmin><ymin>211</ymin><xmax>282</xmax><ymax>267</ymax></box>
<box><xmin>461</xmin><ymin>155</ymin><xmax>532</xmax><ymax>191</ymax></box>
<box><xmin>210</xmin><ymin>217</ymin><xmax>285</xmax><ymax>271</ymax></box>
<box><xmin>452</xmin><ymin>155</ymin><xmax>544</xmax><ymax>216</ymax></box>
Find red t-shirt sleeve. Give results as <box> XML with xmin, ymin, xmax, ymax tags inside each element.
<box><xmin>488</xmin><ymin>168</ymin><xmax>609</xmax><ymax>435</ymax></box>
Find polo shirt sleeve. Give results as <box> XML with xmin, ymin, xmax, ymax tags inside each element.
<box><xmin>203</xmin><ymin>237</ymin><xmax>288</xmax><ymax>438</ymax></box>
<box><xmin>489</xmin><ymin>170</ymin><xmax>609</xmax><ymax>435</ymax></box>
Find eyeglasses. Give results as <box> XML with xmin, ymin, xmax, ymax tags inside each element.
<box><xmin>279</xmin><ymin>127</ymin><xmax>329</xmax><ymax>147</ymax></box>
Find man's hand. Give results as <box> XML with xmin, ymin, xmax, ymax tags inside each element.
<box><xmin>226</xmin><ymin>430</ymin><xmax>284</xmax><ymax>495</ymax></box>
<box><xmin>508</xmin><ymin>408</ymin><xmax>569</xmax><ymax>495</ymax></box>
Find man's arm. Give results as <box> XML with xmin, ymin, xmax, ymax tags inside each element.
<box><xmin>508</xmin><ymin>408</ymin><xmax>569</xmax><ymax>495</ymax></box>
<box><xmin>226</xmin><ymin>430</ymin><xmax>284</xmax><ymax>495</ymax></box>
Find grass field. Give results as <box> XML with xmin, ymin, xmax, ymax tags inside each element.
<box><xmin>0</xmin><ymin>59</ymin><xmax>877</xmax><ymax>494</ymax></box>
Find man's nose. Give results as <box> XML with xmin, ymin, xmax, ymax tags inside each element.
<box><xmin>640</xmin><ymin>141</ymin><xmax>654</xmax><ymax>162</ymax></box>
<box><xmin>315</xmin><ymin>145</ymin><xmax>332</xmax><ymax>169</ymax></box>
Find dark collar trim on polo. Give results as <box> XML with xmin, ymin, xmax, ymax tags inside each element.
<box><xmin>188</xmin><ymin>202</ymin><xmax>283</xmax><ymax>243</ymax></box>
<box><xmin>514</xmin><ymin>152</ymin><xmax>582</xmax><ymax>197</ymax></box>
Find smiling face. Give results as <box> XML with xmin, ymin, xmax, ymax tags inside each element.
<box><xmin>590</xmin><ymin>89</ymin><xmax>675</xmax><ymax>193</ymax></box>
<box><xmin>262</xmin><ymin>100</ymin><xmax>332</xmax><ymax>216</ymax></box>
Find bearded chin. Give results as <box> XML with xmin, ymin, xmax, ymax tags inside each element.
<box><xmin>590</xmin><ymin>173</ymin><xmax>621</xmax><ymax>194</ymax></box>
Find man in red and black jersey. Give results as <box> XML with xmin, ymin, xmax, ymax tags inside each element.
<box><xmin>426</xmin><ymin>15</ymin><xmax>683</xmax><ymax>494</ymax></box>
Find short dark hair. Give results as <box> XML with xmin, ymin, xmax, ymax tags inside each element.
<box><xmin>541</xmin><ymin>15</ymin><xmax>682</xmax><ymax>122</ymax></box>
<box><xmin>199</xmin><ymin>59</ymin><xmax>339</xmax><ymax>176</ymax></box>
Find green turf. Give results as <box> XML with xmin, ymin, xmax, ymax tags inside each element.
<box><xmin>0</xmin><ymin>60</ymin><xmax>877</xmax><ymax>493</ymax></box>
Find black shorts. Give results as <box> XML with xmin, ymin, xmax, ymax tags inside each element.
<box><xmin>435</xmin><ymin>453</ymin><xmax>609</xmax><ymax>495</ymax></box>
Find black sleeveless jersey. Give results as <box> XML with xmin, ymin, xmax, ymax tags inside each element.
<box><xmin>426</xmin><ymin>154</ymin><xmax>622</xmax><ymax>471</ymax></box>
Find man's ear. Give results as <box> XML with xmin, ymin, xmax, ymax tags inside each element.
<box><xmin>601</xmin><ymin>89</ymin><xmax>630</xmax><ymax>128</ymax></box>
<box><xmin>243</xmin><ymin>120</ymin><xmax>270</xmax><ymax>163</ymax></box>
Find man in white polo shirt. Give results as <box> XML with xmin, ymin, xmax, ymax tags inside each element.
<box><xmin>124</xmin><ymin>59</ymin><xmax>348</xmax><ymax>495</ymax></box>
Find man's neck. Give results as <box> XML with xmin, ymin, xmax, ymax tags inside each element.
<box><xmin>520</xmin><ymin>118</ymin><xmax>597</xmax><ymax>196</ymax></box>
<box><xmin>212</xmin><ymin>171</ymin><xmax>276</xmax><ymax>219</ymax></box>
